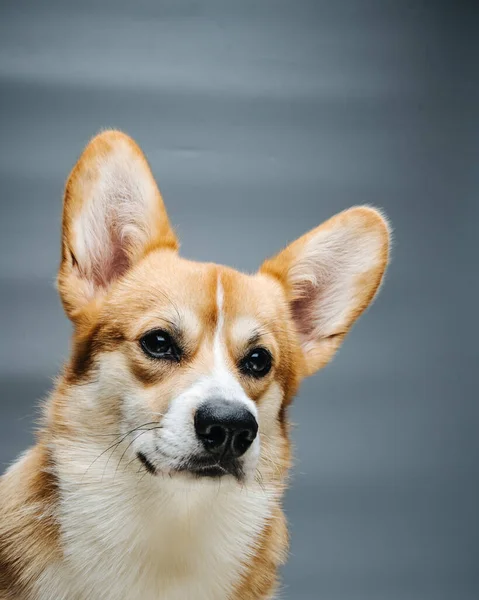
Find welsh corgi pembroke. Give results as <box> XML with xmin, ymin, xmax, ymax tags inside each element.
<box><xmin>0</xmin><ymin>131</ymin><xmax>390</xmax><ymax>600</ymax></box>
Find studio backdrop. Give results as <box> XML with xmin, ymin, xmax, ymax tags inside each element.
<box><xmin>0</xmin><ymin>1</ymin><xmax>477</xmax><ymax>599</ymax></box>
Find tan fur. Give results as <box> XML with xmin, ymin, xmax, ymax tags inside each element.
<box><xmin>0</xmin><ymin>131</ymin><xmax>390</xmax><ymax>600</ymax></box>
<box><xmin>232</xmin><ymin>508</ymin><xmax>289</xmax><ymax>600</ymax></box>
<box><xmin>0</xmin><ymin>444</ymin><xmax>60</xmax><ymax>599</ymax></box>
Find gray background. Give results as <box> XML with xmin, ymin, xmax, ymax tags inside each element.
<box><xmin>0</xmin><ymin>1</ymin><xmax>477</xmax><ymax>598</ymax></box>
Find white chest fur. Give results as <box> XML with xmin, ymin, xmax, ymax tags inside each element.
<box><xmin>35</xmin><ymin>444</ymin><xmax>276</xmax><ymax>600</ymax></box>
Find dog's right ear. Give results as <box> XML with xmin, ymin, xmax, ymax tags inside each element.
<box><xmin>57</xmin><ymin>131</ymin><xmax>178</xmax><ymax>322</ymax></box>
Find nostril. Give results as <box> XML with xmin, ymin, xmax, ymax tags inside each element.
<box><xmin>231</xmin><ymin>428</ymin><xmax>255</xmax><ymax>457</ymax></box>
<box><xmin>202</xmin><ymin>425</ymin><xmax>227</xmax><ymax>449</ymax></box>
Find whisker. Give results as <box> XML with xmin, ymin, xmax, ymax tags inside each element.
<box><xmin>254</xmin><ymin>468</ymin><xmax>267</xmax><ymax>493</ymax></box>
<box><xmin>114</xmin><ymin>430</ymin><xmax>151</xmax><ymax>480</ymax></box>
<box><xmin>81</xmin><ymin>421</ymin><xmax>163</xmax><ymax>481</ymax></box>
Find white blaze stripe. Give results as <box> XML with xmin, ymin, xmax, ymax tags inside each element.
<box><xmin>213</xmin><ymin>276</ymin><xmax>258</xmax><ymax>418</ymax></box>
<box><xmin>148</xmin><ymin>275</ymin><xmax>260</xmax><ymax>473</ymax></box>
<box><xmin>213</xmin><ymin>274</ymin><xmax>225</xmax><ymax>359</ymax></box>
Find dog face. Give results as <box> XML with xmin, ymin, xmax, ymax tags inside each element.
<box><xmin>54</xmin><ymin>131</ymin><xmax>389</xmax><ymax>485</ymax></box>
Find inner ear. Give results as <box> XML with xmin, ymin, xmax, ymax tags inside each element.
<box><xmin>290</xmin><ymin>278</ymin><xmax>346</xmax><ymax>354</ymax></box>
<box><xmin>87</xmin><ymin>209</ymin><xmax>133</xmax><ymax>288</ymax></box>
<box><xmin>96</xmin><ymin>222</ymin><xmax>130</xmax><ymax>287</ymax></box>
<box><xmin>290</xmin><ymin>283</ymin><xmax>317</xmax><ymax>341</ymax></box>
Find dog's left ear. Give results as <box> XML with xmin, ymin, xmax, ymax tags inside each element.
<box><xmin>57</xmin><ymin>130</ymin><xmax>178</xmax><ymax>321</ymax></box>
<box><xmin>261</xmin><ymin>206</ymin><xmax>390</xmax><ymax>376</ymax></box>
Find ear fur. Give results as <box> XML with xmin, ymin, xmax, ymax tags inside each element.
<box><xmin>57</xmin><ymin>130</ymin><xmax>178</xmax><ymax>321</ymax></box>
<box><xmin>261</xmin><ymin>206</ymin><xmax>390</xmax><ymax>376</ymax></box>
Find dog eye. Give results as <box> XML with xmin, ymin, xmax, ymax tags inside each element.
<box><xmin>240</xmin><ymin>348</ymin><xmax>272</xmax><ymax>378</ymax></box>
<box><xmin>140</xmin><ymin>330</ymin><xmax>180</xmax><ymax>361</ymax></box>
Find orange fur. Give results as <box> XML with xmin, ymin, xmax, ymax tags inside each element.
<box><xmin>0</xmin><ymin>444</ymin><xmax>60</xmax><ymax>599</ymax></box>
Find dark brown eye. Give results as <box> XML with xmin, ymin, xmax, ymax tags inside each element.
<box><xmin>140</xmin><ymin>330</ymin><xmax>180</xmax><ymax>361</ymax></box>
<box><xmin>240</xmin><ymin>348</ymin><xmax>272</xmax><ymax>378</ymax></box>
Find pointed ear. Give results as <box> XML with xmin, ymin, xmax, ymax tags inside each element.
<box><xmin>57</xmin><ymin>130</ymin><xmax>178</xmax><ymax>321</ymax></box>
<box><xmin>260</xmin><ymin>206</ymin><xmax>390</xmax><ymax>376</ymax></box>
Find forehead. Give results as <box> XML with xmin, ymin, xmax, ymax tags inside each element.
<box><xmin>105</xmin><ymin>250</ymin><xmax>286</xmax><ymax>335</ymax></box>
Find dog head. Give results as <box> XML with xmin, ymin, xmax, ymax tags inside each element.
<box><xmin>54</xmin><ymin>131</ymin><xmax>389</xmax><ymax>485</ymax></box>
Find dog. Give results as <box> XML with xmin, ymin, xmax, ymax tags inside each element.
<box><xmin>0</xmin><ymin>131</ymin><xmax>390</xmax><ymax>600</ymax></box>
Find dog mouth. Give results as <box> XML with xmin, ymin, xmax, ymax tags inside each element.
<box><xmin>136</xmin><ymin>452</ymin><xmax>244</xmax><ymax>480</ymax></box>
<box><xmin>137</xmin><ymin>452</ymin><xmax>157</xmax><ymax>475</ymax></box>
<box><xmin>180</xmin><ymin>456</ymin><xmax>244</xmax><ymax>480</ymax></box>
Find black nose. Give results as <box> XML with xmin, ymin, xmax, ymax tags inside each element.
<box><xmin>194</xmin><ymin>400</ymin><xmax>258</xmax><ymax>458</ymax></box>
